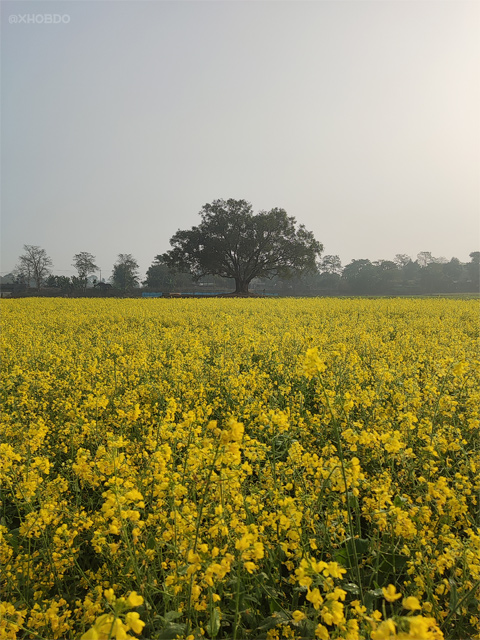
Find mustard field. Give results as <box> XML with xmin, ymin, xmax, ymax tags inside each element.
<box><xmin>0</xmin><ymin>298</ymin><xmax>479</xmax><ymax>640</ymax></box>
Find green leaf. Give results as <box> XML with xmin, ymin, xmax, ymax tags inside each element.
<box><xmin>257</xmin><ymin>611</ymin><xmax>290</xmax><ymax>631</ymax></box>
<box><xmin>393</xmin><ymin>495</ymin><xmax>407</xmax><ymax>507</ymax></box>
<box><xmin>342</xmin><ymin>582</ymin><xmax>361</xmax><ymax>595</ymax></box>
<box><xmin>291</xmin><ymin>618</ymin><xmax>316</xmax><ymax>636</ymax></box>
<box><xmin>377</xmin><ymin>552</ymin><xmax>407</xmax><ymax>575</ymax></box>
<box><xmin>146</xmin><ymin>535</ymin><xmax>157</xmax><ymax>550</ymax></box>
<box><xmin>156</xmin><ymin>622</ymin><xmax>187</xmax><ymax>639</ymax></box>
<box><xmin>334</xmin><ymin>537</ymin><xmax>370</xmax><ymax>567</ymax></box>
<box><xmin>349</xmin><ymin>537</ymin><xmax>370</xmax><ymax>554</ymax></box>
<box><xmin>334</xmin><ymin>549</ymin><xmax>349</xmax><ymax>567</ymax></box>
<box><xmin>7</xmin><ymin>528</ymin><xmax>20</xmax><ymax>553</ymax></box>
<box><xmin>347</xmin><ymin>491</ymin><xmax>360</xmax><ymax>510</ymax></box>
<box><xmin>164</xmin><ymin>611</ymin><xmax>182</xmax><ymax>623</ymax></box>
<box><xmin>268</xmin><ymin>597</ymin><xmax>284</xmax><ymax>613</ymax></box>
<box><xmin>241</xmin><ymin>609</ymin><xmax>258</xmax><ymax>629</ymax></box>
<box><xmin>207</xmin><ymin>608</ymin><xmax>220</xmax><ymax>638</ymax></box>
<box><xmin>448</xmin><ymin>578</ymin><xmax>458</xmax><ymax>614</ymax></box>
<box><xmin>365</xmin><ymin>588</ymin><xmax>384</xmax><ymax>610</ymax></box>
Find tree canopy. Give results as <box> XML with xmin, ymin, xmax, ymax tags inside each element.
<box><xmin>111</xmin><ymin>254</ymin><xmax>140</xmax><ymax>292</ymax></box>
<box><xmin>15</xmin><ymin>245</ymin><xmax>53</xmax><ymax>290</ymax></box>
<box><xmin>73</xmin><ymin>252</ymin><xmax>98</xmax><ymax>289</ymax></box>
<box><xmin>162</xmin><ymin>199</ymin><xmax>323</xmax><ymax>293</ymax></box>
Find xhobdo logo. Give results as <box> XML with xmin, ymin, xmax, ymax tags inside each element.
<box><xmin>9</xmin><ymin>14</ymin><xmax>71</xmax><ymax>24</ymax></box>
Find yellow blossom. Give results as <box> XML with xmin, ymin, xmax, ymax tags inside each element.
<box><xmin>244</xmin><ymin>561</ymin><xmax>257</xmax><ymax>574</ymax></box>
<box><xmin>402</xmin><ymin>596</ymin><xmax>422</xmax><ymax>611</ymax></box>
<box><xmin>371</xmin><ymin>618</ymin><xmax>396</xmax><ymax>640</ymax></box>
<box><xmin>307</xmin><ymin>588</ymin><xmax>324</xmax><ymax>609</ymax></box>
<box><xmin>382</xmin><ymin>584</ymin><xmax>402</xmax><ymax>602</ymax></box>
<box><xmin>302</xmin><ymin>347</ymin><xmax>326</xmax><ymax>378</ymax></box>
<box><xmin>125</xmin><ymin>611</ymin><xmax>145</xmax><ymax>634</ymax></box>
<box><xmin>292</xmin><ymin>610</ymin><xmax>306</xmax><ymax>622</ymax></box>
<box><xmin>315</xmin><ymin>623</ymin><xmax>330</xmax><ymax>639</ymax></box>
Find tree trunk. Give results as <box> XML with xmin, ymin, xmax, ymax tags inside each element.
<box><xmin>234</xmin><ymin>278</ymin><xmax>250</xmax><ymax>294</ymax></box>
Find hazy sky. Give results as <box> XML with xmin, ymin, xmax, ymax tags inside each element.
<box><xmin>1</xmin><ymin>0</ymin><xmax>479</xmax><ymax>281</ymax></box>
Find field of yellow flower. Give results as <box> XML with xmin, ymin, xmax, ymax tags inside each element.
<box><xmin>1</xmin><ymin>298</ymin><xmax>479</xmax><ymax>640</ymax></box>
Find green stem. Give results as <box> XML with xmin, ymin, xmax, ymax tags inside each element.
<box><xmin>233</xmin><ymin>558</ymin><xmax>242</xmax><ymax>640</ymax></box>
<box><xmin>315</xmin><ymin>373</ymin><xmax>365</xmax><ymax>605</ymax></box>
<box><xmin>441</xmin><ymin>578</ymin><xmax>480</xmax><ymax>630</ymax></box>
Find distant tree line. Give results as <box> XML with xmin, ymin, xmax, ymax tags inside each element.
<box><xmin>2</xmin><ymin>202</ymin><xmax>478</xmax><ymax>296</ymax></box>
<box><xmin>3</xmin><ymin>244</ymin><xmax>479</xmax><ymax>297</ymax></box>
<box><xmin>268</xmin><ymin>251</ymin><xmax>480</xmax><ymax>296</ymax></box>
<box><xmin>3</xmin><ymin>248</ymin><xmax>141</xmax><ymax>295</ymax></box>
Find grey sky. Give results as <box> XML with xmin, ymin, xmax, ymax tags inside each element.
<box><xmin>1</xmin><ymin>0</ymin><xmax>479</xmax><ymax>281</ymax></box>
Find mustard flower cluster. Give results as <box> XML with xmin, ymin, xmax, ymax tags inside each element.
<box><xmin>0</xmin><ymin>297</ymin><xmax>478</xmax><ymax>639</ymax></box>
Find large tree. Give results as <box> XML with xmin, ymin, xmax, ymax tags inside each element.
<box><xmin>73</xmin><ymin>252</ymin><xmax>98</xmax><ymax>290</ymax></box>
<box><xmin>111</xmin><ymin>254</ymin><xmax>140</xmax><ymax>292</ymax></box>
<box><xmin>162</xmin><ymin>199</ymin><xmax>322</xmax><ymax>294</ymax></box>
<box><xmin>16</xmin><ymin>245</ymin><xmax>53</xmax><ymax>290</ymax></box>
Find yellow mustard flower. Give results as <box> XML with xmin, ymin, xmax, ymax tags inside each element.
<box><xmin>382</xmin><ymin>584</ymin><xmax>402</xmax><ymax>602</ymax></box>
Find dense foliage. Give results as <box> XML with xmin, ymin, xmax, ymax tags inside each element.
<box><xmin>111</xmin><ymin>254</ymin><xmax>140</xmax><ymax>293</ymax></box>
<box><xmin>162</xmin><ymin>199</ymin><xmax>322</xmax><ymax>293</ymax></box>
<box><xmin>0</xmin><ymin>298</ymin><xmax>479</xmax><ymax>639</ymax></box>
